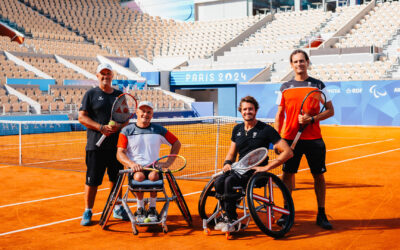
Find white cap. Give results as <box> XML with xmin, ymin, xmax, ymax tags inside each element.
<box><xmin>96</xmin><ymin>63</ymin><xmax>113</xmax><ymax>74</ymax></box>
<box><xmin>138</xmin><ymin>101</ymin><xmax>154</xmax><ymax>110</ymax></box>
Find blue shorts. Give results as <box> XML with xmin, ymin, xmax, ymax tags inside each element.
<box><xmin>283</xmin><ymin>138</ymin><xmax>327</xmax><ymax>175</ymax></box>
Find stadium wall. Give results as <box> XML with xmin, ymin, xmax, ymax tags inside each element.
<box><xmin>237</xmin><ymin>80</ymin><xmax>400</xmax><ymax>126</ymax></box>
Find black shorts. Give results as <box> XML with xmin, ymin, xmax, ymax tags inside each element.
<box><xmin>85</xmin><ymin>149</ymin><xmax>124</xmax><ymax>186</ymax></box>
<box><xmin>283</xmin><ymin>138</ymin><xmax>327</xmax><ymax>175</ymax></box>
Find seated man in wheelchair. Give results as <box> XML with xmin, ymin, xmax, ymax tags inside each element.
<box><xmin>214</xmin><ymin>96</ymin><xmax>293</xmax><ymax>232</ymax></box>
<box><xmin>116</xmin><ymin>101</ymin><xmax>181</xmax><ymax>223</ymax></box>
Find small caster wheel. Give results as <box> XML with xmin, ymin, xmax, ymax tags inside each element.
<box><xmin>225</xmin><ymin>232</ymin><xmax>232</xmax><ymax>240</ymax></box>
<box><xmin>203</xmin><ymin>228</ymin><xmax>211</xmax><ymax>235</ymax></box>
<box><xmin>162</xmin><ymin>224</ymin><xmax>168</xmax><ymax>233</ymax></box>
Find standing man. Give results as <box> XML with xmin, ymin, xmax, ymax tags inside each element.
<box><xmin>275</xmin><ymin>49</ymin><xmax>334</xmax><ymax>230</ymax></box>
<box><xmin>116</xmin><ymin>101</ymin><xmax>181</xmax><ymax>223</ymax></box>
<box><xmin>214</xmin><ymin>96</ymin><xmax>293</xmax><ymax>232</ymax></box>
<box><xmin>78</xmin><ymin>63</ymin><xmax>128</xmax><ymax>226</ymax></box>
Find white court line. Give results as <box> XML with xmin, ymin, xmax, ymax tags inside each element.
<box><xmin>0</xmin><ymin>188</ymin><xmax>109</xmax><ymax>209</ymax></box>
<box><xmin>24</xmin><ymin>157</ymin><xmax>84</xmax><ymax>165</ymax></box>
<box><xmin>0</xmin><ymin>190</ymin><xmax>202</xmax><ymax>237</ymax></box>
<box><xmin>327</xmin><ymin>139</ymin><xmax>394</xmax><ymax>152</ymax></box>
<box><xmin>297</xmin><ymin>147</ymin><xmax>400</xmax><ymax>173</ymax></box>
<box><xmin>0</xmin><ymin>165</ymin><xmax>17</xmax><ymax>169</ymax></box>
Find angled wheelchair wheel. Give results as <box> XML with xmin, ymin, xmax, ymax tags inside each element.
<box><xmin>247</xmin><ymin>172</ymin><xmax>294</xmax><ymax>238</ymax></box>
<box><xmin>99</xmin><ymin>173</ymin><xmax>126</xmax><ymax>227</ymax></box>
<box><xmin>198</xmin><ymin>178</ymin><xmax>220</xmax><ymax>227</ymax></box>
<box><xmin>165</xmin><ymin>171</ymin><xmax>192</xmax><ymax>226</ymax></box>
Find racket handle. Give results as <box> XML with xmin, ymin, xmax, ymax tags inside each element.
<box><xmin>96</xmin><ymin>135</ymin><xmax>106</xmax><ymax>147</ymax></box>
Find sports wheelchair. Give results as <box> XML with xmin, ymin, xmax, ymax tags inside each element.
<box><xmin>99</xmin><ymin>169</ymin><xmax>192</xmax><ymax>235</ymax></box>
<box><xmin>198</xmin><ymin>172</ymin><xmax>294</xmax><ymax>239</ymax></box>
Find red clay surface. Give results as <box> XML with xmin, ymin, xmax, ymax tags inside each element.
<box><xmin>1</xmin><ymin>125</ymin><xmax>399</xmax><ymax>249</ymax></box>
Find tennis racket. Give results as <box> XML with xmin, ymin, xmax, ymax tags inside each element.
<box><xmin>290</xmin><ymin>89</ymin><xmax>327</xmax><ymax>150</ymax></box>
<box><xmin>119</xmin><ymin>154</ymin><xmax>187</xmax><ymax>174</ymax></box>
<box><xmin>96</xmin><ymin>93</ymin><xmax>137</xmax><ymax>147</ymax></box>
<box><xmin>213</xmin><ymin>147</ymin><xmax>268</xmax><ymax>178</ymax></box>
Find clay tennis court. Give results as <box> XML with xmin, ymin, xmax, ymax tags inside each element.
<box><xmin>0</xmin><ymin>125</ymin><xmax>399</xmax><ymax>249</ymax></box>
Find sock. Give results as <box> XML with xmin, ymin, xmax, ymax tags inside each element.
<box><xmin>137</xmin><ymin>199</ymin><xmax>144</xmax><ymax>209</ymax></box>
<box><xmin>85</xmin><ymin>208</ymin><xmax>92</xmax><ymax>212</ymax></box>
<box><xmin>318</xmin><ymin>207</ymin><xmax>325</xmax><ymax>215</ymax></box>
<box><xmin>149</xmin><ymin>197</ymin><xmax>156</xmax><ymax>208</ymax></box>
<box><xmin>114</xmin><ymin>205</ymin><xmax>121</xmax><ymax>210</ymax></box>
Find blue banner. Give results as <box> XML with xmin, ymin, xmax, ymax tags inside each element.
<box><xmin>112</xmin><ymin>80</ymin><xmax>146</xmax><ymax>91</ymax></box>
<box><xmin>141</xmin><ymin>72</ymin><xmax>160</xmax><ymax>86</ymax></box>
<box><xmin>63</xmin><ymin>79</ymin><xmax>97</xmax><ymax>86</ymax></box>
<box><xmin>170</xmin><ymin>68</ymin><xmax>264</xmax><ymax>85</ymax></box>
<box><xmin>237</xmin><ymin>80</ymin><xmax>400</xmax><ymax>126</ymax></box>
<box><xmin>7</xmin><ymin>78</ymin><xmax>56</xmax><ymax>91</ymax></box>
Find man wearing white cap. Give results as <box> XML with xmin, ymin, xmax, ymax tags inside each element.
<box><xmin>117</xmin><ymin>101</ymin><xmax>181</xmax><ymax>223</ymax></box>
<box><xmin>78</xmin><ymin>63</ymin><xmax>128</xmax><ymax>226</ymax></box>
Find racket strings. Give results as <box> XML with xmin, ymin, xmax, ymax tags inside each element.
<box><xmin>112</xmin><ymin>95</ymin><xmax>137</xmax><ymax>123</ymax></box>
<box><xmin>156</xmin><ymin>155</ymin><xmax>186</xmax><ymax>172</ymax></box>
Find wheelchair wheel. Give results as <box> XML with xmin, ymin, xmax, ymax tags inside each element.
<box><xmin>198</xmin><ymin>178</ymin><xmax>220</xmax><ymax>227</ymax></box>
<box><xmin>165</xmin><ymin>171</ymin><xmax>192</xmax><ymax>226</ymax></box>
<box><xmin>99</xmin><ymin>173</ymin><xmax>126</xmax><ymax>228</ymax></box>
<box><xmin>246</xmin><ymin>172</ymin><xmax>294</xmax><ymax>238</ymax></box>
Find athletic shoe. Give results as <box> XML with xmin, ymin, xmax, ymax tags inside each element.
<box><xmin>147</xmin><ymin>207</ymin><xmax>159</xmax><ymax>222</ymax></box>
<box><xmin>214</xmin><ymin>216</ymin><xmax>228</xmax><ymax>230</ymax></box>
<box><xmin>134</xmin><ymin>207</ymin><xmax>147</xmax><ymax>223</ymax></box>
<box><xmin>113</xmin><ymin>206</ymin><xmax>129</xmax><ymax>221</ymax></box>
<box><xmin>221</xmin><ymin>219</ymin><xmax>244</xmax><ymax>233</ymax></box>
<box><xmin>277</xmin><ymin>214</ymin><xmax>288</xmax><ymax>227</ymax></box>
<box><xmin>316</xmin><ymin>213</ymin><xmax>332</xmax><ymax>230</ymax></box>
<box><xmin>80</xmin><ymin>210</ymin><xmax>92</xmax><ymax>226</ymax></box>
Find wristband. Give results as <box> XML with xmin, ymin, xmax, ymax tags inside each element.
<box><xmin>223</xmin><ymin>160</ymin><xmax>233</xmax><ymax>165</ymax></box>
<box><xmin>99</xmin><ymin>125</ymin><xmax>104</xmax><ymax>132</ymax></box>
<box><xmin>311</xmin><ymin>116</ymin><xmax>315</xmax><ymax>124</ymax></box>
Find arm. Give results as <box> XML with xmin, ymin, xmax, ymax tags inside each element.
<box><xmin>222</xmin><ymin>141</ymin><xmax>238</xmax><ymax>172</ymax></box>
<box><xmin>253</xmin><ymin>139</ymin><xmax>293</xmax><ymax>173</ymax></box>
<box><xmin>169</xmin><ymin>139</ymin><xmax>181</xmax><ymax>155</ymax></box>
<box><xmin>274</xmin><ymin>105</ymin><xmax>285</xmax><ymax>134</ymax></box>
<box><xmin>116</xmin><ymin>147</ymin><xmax>142</xmax><ymax>172</ymax></box>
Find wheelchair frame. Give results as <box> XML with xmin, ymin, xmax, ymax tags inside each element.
<box><xmin>99</xmin><ymin>169</ymin><xmax>192</xmax><ymax>235</ymax></box>
<box><xmin>198</xmin><ymin>172</ymin><xmax>295</xmax><ymax>239</ymax></box>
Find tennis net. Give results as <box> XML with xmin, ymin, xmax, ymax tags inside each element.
<box><xmin>0</xmin><ymin>116</ymin><xmax>280</xmax><ymax>179</ymax></box>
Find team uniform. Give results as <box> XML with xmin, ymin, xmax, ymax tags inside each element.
<box><xmin>80</xmin><ymin>87</ymin><xmax>124</xmax><ymax>186</ymax></box>
<box><xmin>276</xmin><ymin>76</ymin><xmax>331</xmax><ymax>174</ymax></box>
<box><xmin>214</xmin><ymin>121</ymin><xmax>281</xmax><ymax>220</ymax></box>
<box><xmin>117</xmin><ymin>122</ymin><xmax>178</xmax><ymax>178</ymax></box>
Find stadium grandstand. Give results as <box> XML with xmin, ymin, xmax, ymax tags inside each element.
<box><xmin>0</xmin><ymin>0</ymin><xmax>398</xmax><ymax>120</ymax></box>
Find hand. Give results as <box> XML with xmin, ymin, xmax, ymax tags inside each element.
<box><xmin>298</xmin><ymin>114</ymin><xmax>312</xmax><ymax>125</ymax></box>
<box><xmin>253</xmin><ymin>166</ymin><xmax>268</xmax><ymax>173</ymax></box>
<box><xmin>156</xmin><ymin>162</ymin><xmax>170</xmax><ymax>170</ymax></box>
<box><xmin>222</xmin><ymin>164</ymin><xmax>232</xmax><ymax>172</ymax></box>
<box><xmin>128</xmin><ymin>162</ymin><xmax>143</xmax><ymax>172</ymax></box>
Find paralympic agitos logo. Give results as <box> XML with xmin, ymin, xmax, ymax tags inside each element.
<box><xmin>369</xmin><ymin>85</ymin><xmax>387</xmax><ymax>98</ymax></box>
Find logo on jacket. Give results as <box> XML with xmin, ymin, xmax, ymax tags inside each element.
<box><xmin>253</xmin><ymin>132</ymin><xmax>257</xmax><ymax>138</ymax></box>
<box><xmin>98</xmin><ymin>96</ymin><xmax>104</xmax><ymax>101</ymax></box>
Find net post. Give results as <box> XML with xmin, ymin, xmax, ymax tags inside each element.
<box><xmin>19</xmin><ymin>121</ymin><xmax>22</xmax><ymax>165</ymax></box>
<box><xmin>214</xmin><ymin>117</ymin><xmax>220</xmax><ymax>175</ymax></box>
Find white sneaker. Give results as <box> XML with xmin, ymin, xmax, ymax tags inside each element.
<box><xmin>214</xmin><ymin>221</ymin><xmax>227</xmax><ymax>230</ymax></box>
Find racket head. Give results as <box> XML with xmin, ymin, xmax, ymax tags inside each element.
<box><xmin>300</xmin><ymin>89</ymin><xmax>327</xmax><ymax>117</ymax></box>
<box><xmin>110</xmin><ymin>93</ymin><xmax>137</xmax><ymax>123</ymax></box>
<box><xmin>233</xmin><ymin>147</ymin><xmax>268</xmax><ymax>172</ymax></box>
<box><xmin>149</xmin><ymin>154</ymin><xmax>187</xmax><ymax>173</ymax></box>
